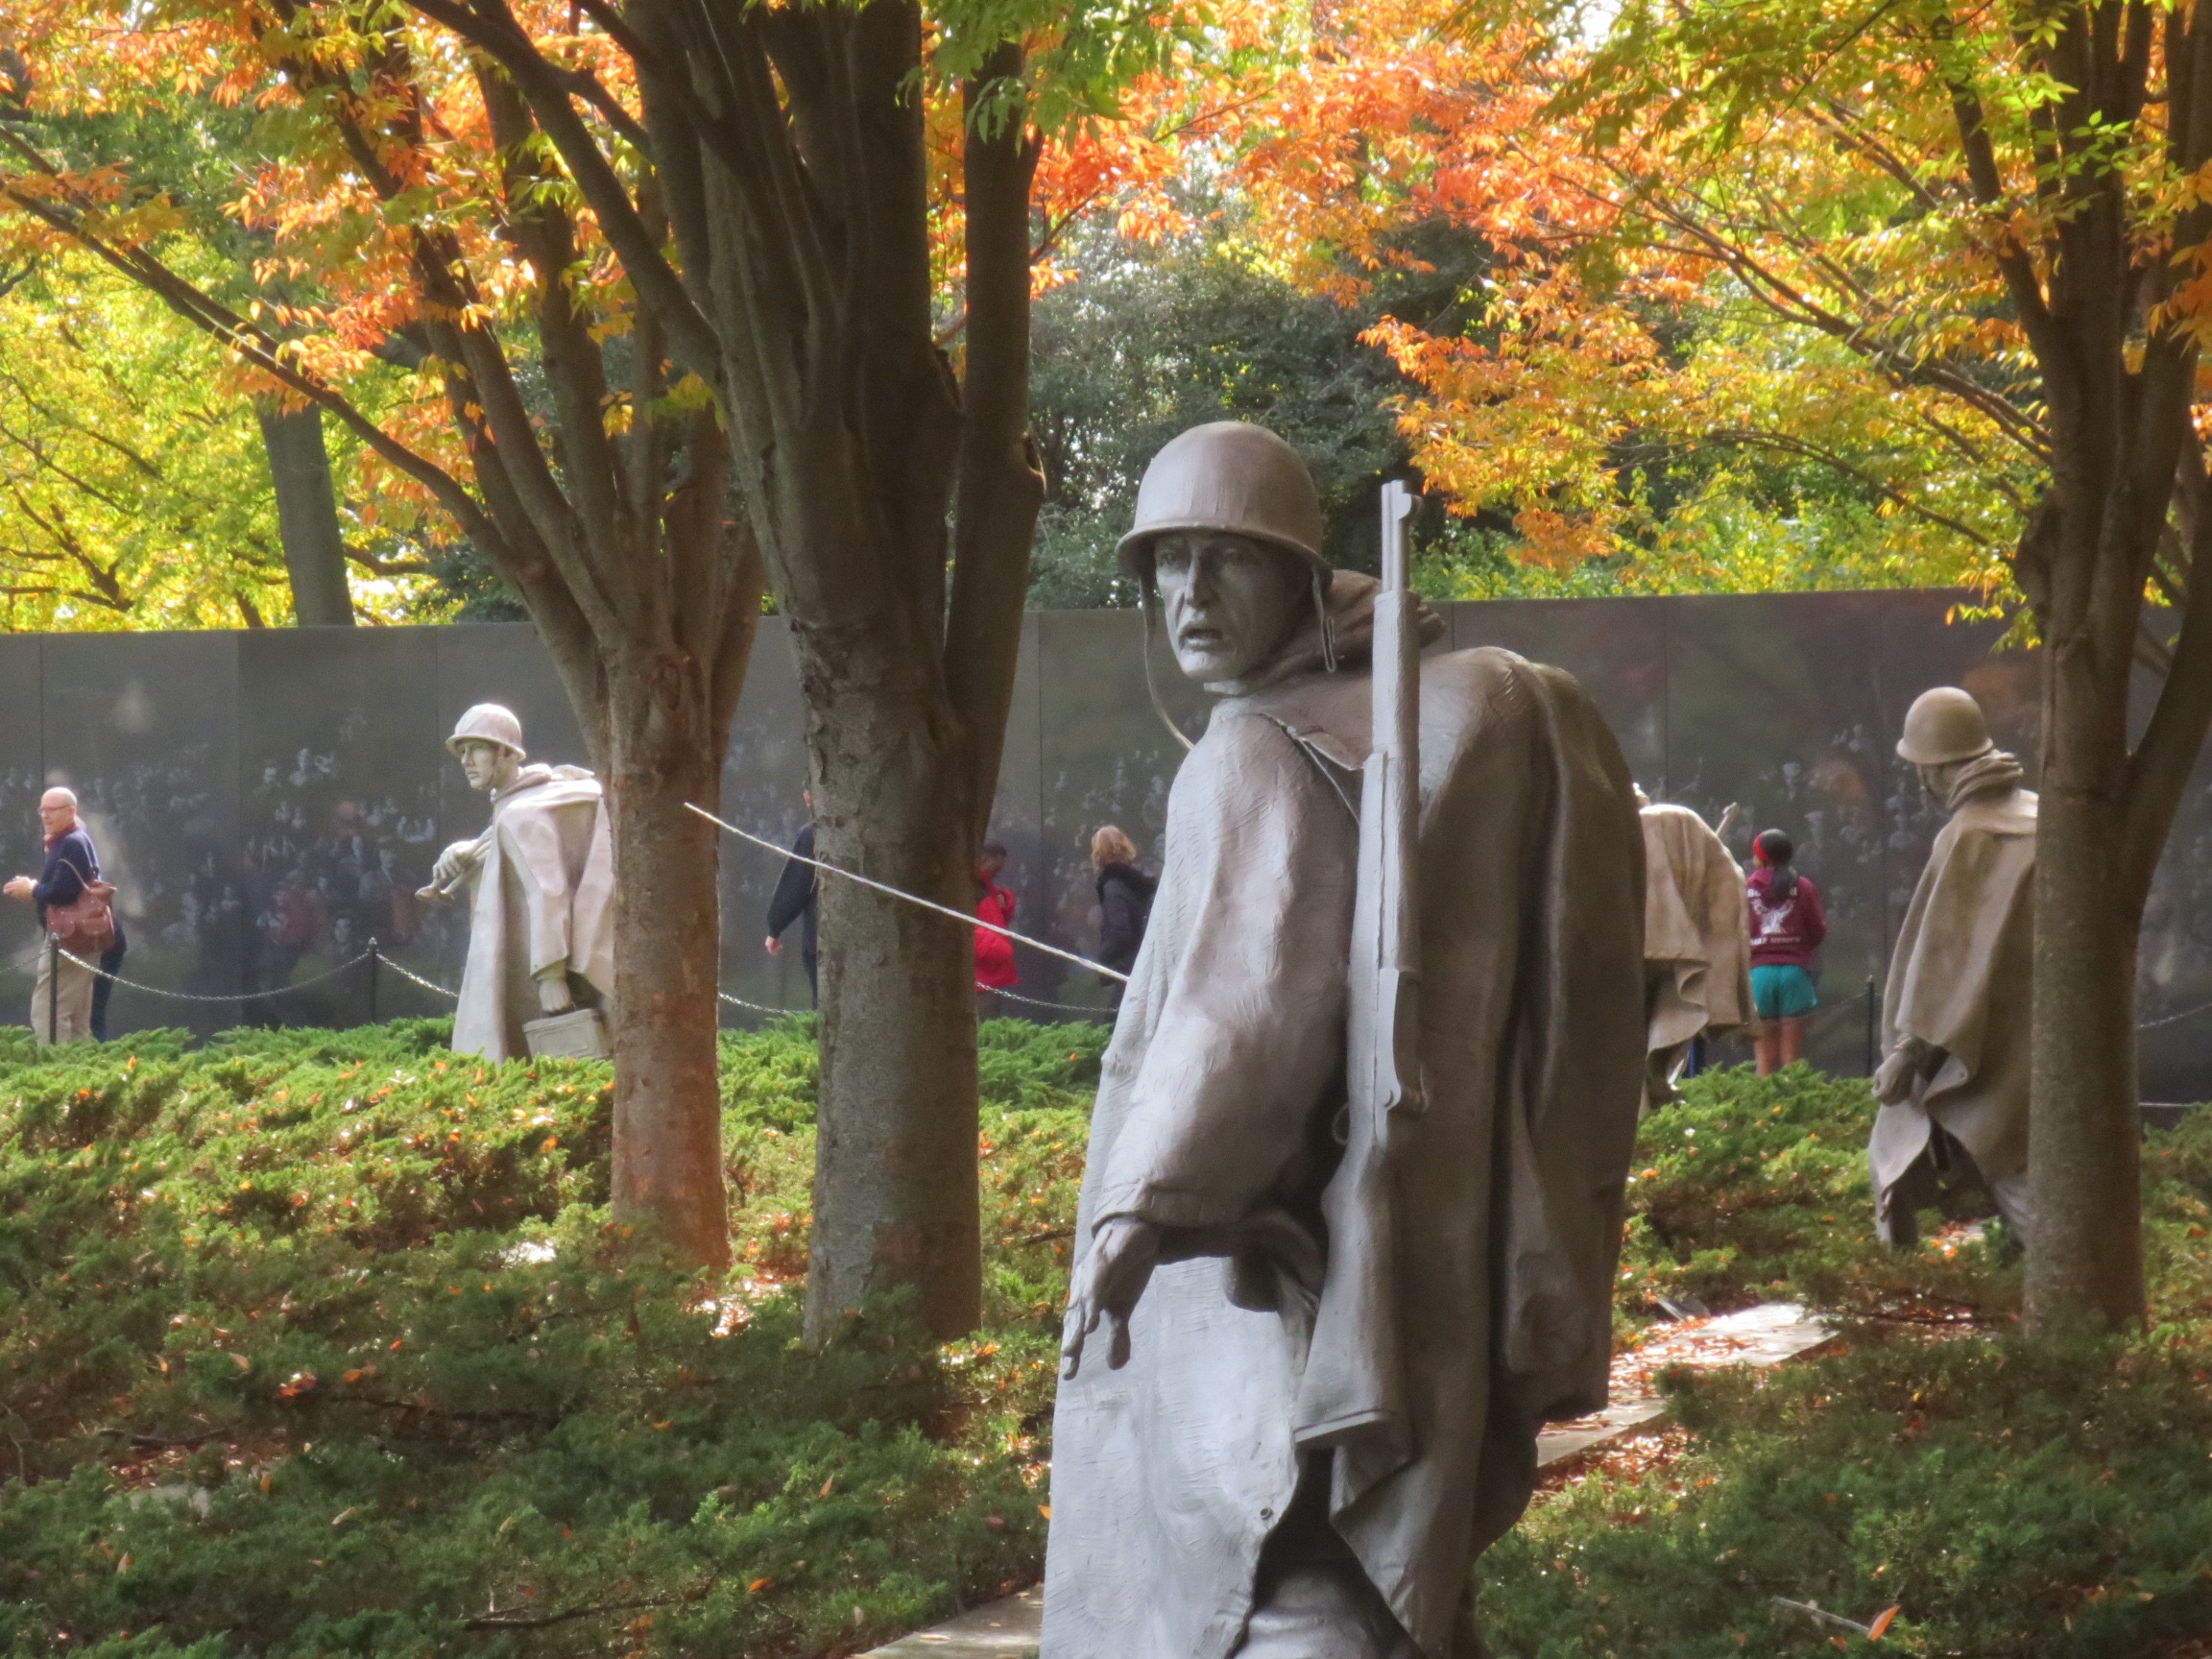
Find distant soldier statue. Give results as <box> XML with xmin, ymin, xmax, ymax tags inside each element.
<box><xmin>1871</xmin><ymin>685</ymin><xmax>2036</xmax><ymax>1247</ymax></box>
<box><xmin>1637</xmin><ymin>791</ymin><xmax>1756</xmax><ymax>1103</ymax></box>
<box><xmin>1043</xmin><ymin>422</ymin><xmax>1647</xmax><ymax>1659</ymax></box>
<box><xmin>419</xmin><ymin>704</ymin><xmax>614</xmax><ymax>1061</ymax></box>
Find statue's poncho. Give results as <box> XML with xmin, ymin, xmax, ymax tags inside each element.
<box><xmin>1640</xmin><ymin>803</ymin><xmax>1756</xmax><ymax>1062</ymax></box>
<box><xmin>1869</xmin><ymin>781</ymin><xmax>2036</xmax><ymax>1216</ymax></box>
<box><xmin>1043</xmin><ymin>580</ymin><xmax>1646</xmax><ymax>1659</ymax></box>
<box><xmin>452</xmin><ymin>764</ymin><xmax>615</xmax><ymax>1061</ymax></box>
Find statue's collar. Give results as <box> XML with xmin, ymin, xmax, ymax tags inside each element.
<box><xmin>490</xmin><ymin>763</ymin><xmax>558</xmax><ymax>805</ymax></box>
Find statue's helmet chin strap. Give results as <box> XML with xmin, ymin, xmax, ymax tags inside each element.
<box><xmin>1314</xmin><ymin>568</ymin><xmax>1338</xmax><ymax>674</ymax></box>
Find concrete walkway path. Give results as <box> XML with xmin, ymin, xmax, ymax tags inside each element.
<box><xmin>860</xmin><ymin>1303</ymin><xmax>1835</xmax><ymax>1658</ymax></box>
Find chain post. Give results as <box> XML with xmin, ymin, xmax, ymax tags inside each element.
<box><xmin>46</xmin><ymin>932</ymin><xmax>59</xmax><ymax>1046</ymax></box>
<box><xmin>366</xmin><ymin>938</ymin><xmax>380</xmax><ymax>1024</ymax></box>
<box><xmin>1863</xmin><ymin>974</ymin><xmax>1877</xmax><ymax>1077</ymax></box>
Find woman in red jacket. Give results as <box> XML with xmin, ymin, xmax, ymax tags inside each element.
<box><xmin>974</xmin><ymin>840</ymin><xmax>1020</xmax><ymax>1018</ymax></box>
<box><xmin>1746</xmin><ymin>829</ymin><xmax>1827</xmax><ymax>1075</ymax></box>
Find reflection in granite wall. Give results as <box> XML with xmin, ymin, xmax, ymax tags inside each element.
<box><xmin>5</xmin><ymin>592</ymin><xmax>2211</xmax><ymax>1096</ymax></box>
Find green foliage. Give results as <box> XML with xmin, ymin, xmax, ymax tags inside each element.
<box><xmin>0</xmin><ymin>1019</ymin><xmax>1101</xmax><ymax>1658</ymax></box>
<box><xmin>1479</xmin><ymin>1327</ymin><xmax>2212</xmax><ymax>1657</ymax></box>
<box><xmin>1616</xmin><ymin>1064</ymin><xmax>2019</xmax><ymax>1333</ymax></box>
<box><xmin>0</xmin><ymin>254</ymin><xmax>294</xmax><ymax>629</ymax></box>
<box><xmin>1026</xmin><ymin>229</ymin><xmax>1415</xmax><ymax>607</ymax></box>
<box><xmin>1481</xmin><ymin>1070</ymin><xmax>2212</xmax><ymax>1658</ymax></box>
<box><xmin>7</xmin><ymin>1037</ymin><xmax>2205</xmax><ymax>1657</ymax></box>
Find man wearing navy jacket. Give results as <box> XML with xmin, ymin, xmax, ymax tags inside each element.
<box><xmin>762</xmin><ymin>791</ymin><xmax>819</xmax><ymax>1004</ymax></box>
<box><xmin>4</xmin><ymin>786</ymin><xmax>102</xmax><ymax>1044</ymax></box>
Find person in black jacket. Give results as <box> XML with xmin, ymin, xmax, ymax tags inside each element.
<box><xmin>4</xmin><ymin>786</ymin><xmax>103</xmax><ymax>1044</ymax></box>
<box><xmin>763</xmin><ymin>793</ymin><xmax>819</xmax><ymax>1004</ymax></box>
<box><xmin>1091</xmin><ymin>825</ymin><xmax>1156</xmax><ymax>1012</ymax></box>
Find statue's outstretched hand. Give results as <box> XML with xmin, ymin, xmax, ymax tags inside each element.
<box><xmin>1061</xmin><ymin>1215</ymin><xmax>1161</xmax><ymax>1380</ymax></box>
<box><xmin>537</xmin><ymin>973</ymin><xmax>577</xmax><ymax>1015</ymax></box>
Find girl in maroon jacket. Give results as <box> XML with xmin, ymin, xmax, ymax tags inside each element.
<box><xmin>1746</xmin><ymin>829</ymin><xmax>1827</xmax><ymax>1074</ymax></box>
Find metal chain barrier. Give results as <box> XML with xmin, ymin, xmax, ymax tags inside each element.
<box><xmin>373</xmin><ymin>954</ymin><xmax>460</xmax><ymax>1001</ymax></box>
<box><xmin>2138</xmin><ymin>997</ymin><xmax>2212</xmax><ymax>1031</ymax></box>
<box><xmin>981</xmin><ymin>984</ymin><xmax>1115</xmax><ymax>1018</ymax></box>
<box><xmin>54</xmin><ymin>944</ymin><xmax>380</xmax><ymax>1003</ymax></box>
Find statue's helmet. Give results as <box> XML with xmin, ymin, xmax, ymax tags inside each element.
<box><xmin>446</xmin><ymin>703</ymin><xmax>526</xmax><ymax>760</ymax></box>
<box><xmin>1896</xmin><ymin>686</ymin><xmax>1994</xmax><ymax>765</ymax></box>
<box><xmin>1116</xmin><ymin>421</ymin><xmax>1328</xmax><ymax>589</ymax></box>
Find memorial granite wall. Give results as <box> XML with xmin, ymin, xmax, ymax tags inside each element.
<box><xmin>3</xmin><ymin>589</ymin><xmax>2207</xmax><ymax>1095</ymax></box>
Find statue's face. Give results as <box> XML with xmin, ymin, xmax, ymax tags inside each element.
<box><xmin>1153</xmin><ymin>531</ymin><xmax>1310</xmax><ymax>685</ymax></box>
<box><xmin>458</xmin><ymin>739</ymin><xmax>518</xmax><ymax>795</ymax></box>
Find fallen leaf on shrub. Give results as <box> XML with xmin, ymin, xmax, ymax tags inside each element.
<box><xmin>1868</xmin><ymin>1605</ymin><xmax>1901</xmax><ymax>1640</ymax></box>
<box><xmin>1039</xmin><ymin>1504</ymin><xmax>1051</xmax><ymax>1520</ymax></box>
<box><xmin>747</xmin><ymin>1577</ymin><xmax>772</xmax><ymax>1594</ymax></box>
<box><xmin>228</xmin><ymin>1353</ymin><xmax>251</xmax><ymax>1372</ymax></box>
<box><xmin>818</xmin><ymin>1475</ymin><xmax>834</xmax><ymax>1499</ymax></box>
<box><xmin>331</xmin><ymin>1507</ymin><xmax>357</xmax><ymax>1527</ymax></box>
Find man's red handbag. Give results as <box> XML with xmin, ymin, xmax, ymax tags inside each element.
<box><xmin>47</xmin><ymin>878</ymin><xmax>117</xmax><ymax>956</ymax></box>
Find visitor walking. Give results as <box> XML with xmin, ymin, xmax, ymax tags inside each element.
<box><xmin>4</xmin><ymin>786</ymin><xmax>111</xmax><ymax>1045</ymax></box>
<box><xmin>974</xmin><ymin>839</ymin><xmax>1019</xmax><ymax>1017</ymax></box>
<box><xmin>762</xmin><ymin>791</ymin><xmax>819</xmax><ymax>1004</ymax></box>
<box><xmin>1746</xmin><ymin>828</ymin><xmax>1826</xmax><ymax>1074</ymax></box>
<box><xmin>91</xmin><ymin>915</ymin><xmax>128</xmax><ymax>1043</ymax></box>
<box><xmin>1091</xmin><ymin>825</ymin><xmax>1156</xmax><ymax>1011</ymax></box>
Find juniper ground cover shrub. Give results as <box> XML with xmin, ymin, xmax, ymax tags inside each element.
<box><xmin>1482</xmin><ymin>1067</ymin><xmax>2212</xmax><ymax>1658</ymax></box>
<box><xmin>0</xmin><ymin>1018</ymin><xmax>1099</xmax><ymax>1659</ymax></box>
<box><xmin>5</xmin><ymin>1027</ymin><xmax>2207</xmax><ymax>1658</ymax></box>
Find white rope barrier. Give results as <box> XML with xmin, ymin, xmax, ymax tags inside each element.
<box><xmin>685</xmin><ymin>803</ymin><xmax>1131</xmax><ymax>985</ymax></box>
<box><xmin>717</xmin><ymin>989</ymin><xmax>801</xmax><ymax>1017</ymax></box>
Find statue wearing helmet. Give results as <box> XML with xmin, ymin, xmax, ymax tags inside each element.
<box><xmin>1870</xmin><ymin>685</ymin><xmax>2037</xmax><ymax>1248</ymax></box>
<box><xmin>1044</xmin><ymin>423</ymin><xmax>1647</xmax><ymax>1659</ymax></box>
<box><xmin>420</xmin><ymin>704</ymin><xmax>615</xmax><ymax>1061</ymax></box>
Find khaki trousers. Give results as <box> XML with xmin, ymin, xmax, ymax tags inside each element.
<box><xmin>31</xmin><ymin>943</ymin><xmax>96</xmax><ymax>1045</ymax></box>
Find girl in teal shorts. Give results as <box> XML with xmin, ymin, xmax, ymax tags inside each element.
<box><xmin>1745</xmin><ymin>829</ymin><xmax>1826</xmax><ymax>1074</ymax></box>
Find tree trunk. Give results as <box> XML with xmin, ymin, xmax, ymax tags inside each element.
<box><xmin>2026</xmin><ymin>498</ymin><xmax>2147</xmax><ymax>1330</ymax></box>
<box><xmin>2027</xmin><ymin>782</ymin><xmax>2145</xmax><ymax>1326</ymax></box>
<box><xmin>254</xmin><ymin>400</ymin><xmax>355</xmax><ymax>626</ymax></box>
<box><xmin>604</xmin><ymin>651</ymin><xmax>736</xmax><ymax>1271</ymax></box>
<box><xmin>803</xmin><ymin>634</ymin><xmax>982</xmax><ymax>1342</ymax></box>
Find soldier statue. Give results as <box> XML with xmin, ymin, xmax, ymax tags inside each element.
<box><xmin>1637</xmin><ymin>791</ymin><xmax>1756</xmax><ymax>1104</ymax></box>
<box><xmin>1871</xmin><ymin>685</ymin><xmax>2036</xmax><ymax>1247</ymax></box>
<box><xmin>419</xmin><ymin>704</ymin><xmax>614</xmax><ymax>1061</ymax></box>
<box><xmin>1043</xmin><ymin>422</ymin><xmax>1647</xmax><ymax>1659</ymax></box>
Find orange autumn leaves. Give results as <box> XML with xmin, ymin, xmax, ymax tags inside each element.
<box><xmin>1</xmin><ymin>0</ymin><xmax>2134</xmax><ymax>596</ymax></box>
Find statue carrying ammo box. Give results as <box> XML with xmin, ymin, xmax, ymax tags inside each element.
<box><xmin>420</xmin><ymin>704</ymin><xmax>615</xmax><ymax>1062</ymax></box>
